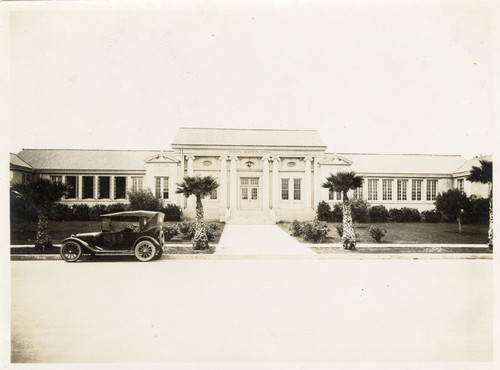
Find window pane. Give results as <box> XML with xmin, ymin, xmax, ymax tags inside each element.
<box><xmin>98</xmin><ymin>176</ymin><xmax>110</xmax><ymax>199</ymax></box>
<box><xmin>294</xmin><ymin>179</ymin><xmax>301</xmax><ymax>200</ymax></box>
<box><xmin>281</xmin><ymin>178</ymin><xmax>289</xmax><ymax>200</ymax></box>
<box><xmin>163</xmin><ymin>177</ymin><xmax>169</xmax><ymax>199</ymax></box>
<box><xmin>368</xmin><ymin>179</ymin><xmax>378</xmax><ymax>201</ymax></box>
<box><xmin>427</xmin><ymin>180</ymin><xmax>437</xmax><ymax>201</ymax></box>
<box><xmin>353</xmin><ymin>187</ymin><xmax>362</xmax><ymax>200</ymax></box>
<box><xmin>397</xmin><ymin>180</ymin><xmax>408</xmax><ymax>201</ymax></box>
<box><xmin>132</xmin><ymin>177</ymin><xmax>143</xmax><ymax>192</ymax></box>
<box><xmin>412</xmin><ymin>180</ymin><xmax>422</xmax><ymax>201</ymax></box>
<box><xmin>250</xmin><ymin>178</ymin><xmax>259</xmax><ymax>185</ymax></box>
<box><xmin>82</xmin><ymin>176</ymin><xmax>94</xmax><ymax>199</ymax></box>
<box><xmin>251</xmin><ymin>188</ymin><xmax>258</xmax><ymax>200</ymax></box>
<box><xmin>115</xmin><ymin>177</ymin><xmax>126</xmax><ymax>199</ymax></box>
<box><xmin>383</xmin><ymin>179</ymin><xmax>393</xmax><ymax>201</ymax></box>
<box><xmin>329</xmin><ymin>189</ymin><xmax>334</xmax><ymax>200</ymax></box>
<box><xmin>50</xmin><ymin>176</ymin><xmax>62</xmax><ymax>183</ymax></box>
<box><xmin>242</xmin><ymin>187</ymin><xmax>248</xmax><ymax>200</ymax></box>
<box><xmin>155</xmin><ymin>178</ymin><xmax>161</xmax><ymax>198</ymax></box>
<box><xmin>66</xmin><ymin>176</ymin><xmax>77</xmax><ymax>199</ymax></box>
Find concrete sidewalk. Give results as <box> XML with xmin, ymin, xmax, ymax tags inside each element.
<box><xmin>215</xmin><ymin>224</ymin><xmax>315</xmax><ymax>255</ymax></box>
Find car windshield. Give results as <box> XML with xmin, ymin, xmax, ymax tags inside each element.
<box><xmin>102</xmin><ymin>216</ymin><xmax>145</xmax><ymax>232</ymax></box>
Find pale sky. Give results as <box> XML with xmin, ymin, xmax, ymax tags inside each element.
<box><xmin>6</xmin><ymin>0</ymin><xmax>495</xmax><ymax>159</ymax></box>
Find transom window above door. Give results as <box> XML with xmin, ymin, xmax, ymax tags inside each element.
<box><xmin>241</xmin><ymin>178</ymin><xmax>259</xmax><ymax>186</ymax></box>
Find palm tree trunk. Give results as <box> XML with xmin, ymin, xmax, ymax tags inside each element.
<box><xmin>341</xmin><ymin>193</ymin><xmax>356</xmax><ymax>249</ymax></box>
<box><xmin>193</xmin><ymin>195</ymin><xmax>209</xmax><ymax>249</ymax></box>
<box><xmin>36</xmin><ymin>210</ymin><xmax>50</xmax><ymax>251</ymax></box>
<box><xmin>488</xmin><ymin>185</ymin><xmax>493</xmax><ymax>249</ymax></box>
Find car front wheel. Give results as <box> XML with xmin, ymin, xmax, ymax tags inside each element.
<box><xmin>134</xmin><ymin>240</ymin><xmax>158</xmax><ymax>262</ymax></box>
<box><xmin>60</xmin><ymin>241</ymin><xmax>82</xmax><ymax>262</ymax></box>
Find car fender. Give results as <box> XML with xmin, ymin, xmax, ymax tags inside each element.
<box><xmin>134</xmin><ymin>236</ymin><xmax>160</xmax><ymax>249</ymax></box>
<box><xmin>61</xmin><ymin>236</ymin><xmax>97</xmax><ymax>252</ymax></box>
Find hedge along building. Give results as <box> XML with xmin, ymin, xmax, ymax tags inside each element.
<box><xmin>10</xmin><ymin>128</ymin><xmax>491</xmax><ymax>223</ymax></box>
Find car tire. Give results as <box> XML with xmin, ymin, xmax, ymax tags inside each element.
<box><xmin>154</xmin><ymin>247</ymin><xmax>163</xmax><ymax>260</ymax></box>
<box><xmin>134</xmin><ymin>240</ymin><xmax>158</xmax><ymax>262</ymax></box>
<box><xmin>60</xmin><ymin>241</ymin><xmax>82</xmax><ymax>262</ymax></box>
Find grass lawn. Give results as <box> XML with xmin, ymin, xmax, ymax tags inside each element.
<box><xmin>10</xmin><ymin>221</ymin><xmax>225</xmax><ymax>246</ymax></box>
<box><xmin>278</xmin><ymin>222</ymin><xmax>489</xmax><ymax>245</ymax></box>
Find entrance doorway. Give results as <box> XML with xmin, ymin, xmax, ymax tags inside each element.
<box><xmin>240</xmin><ymin>177</ymin><xmax>260</xmax><ymax>209</ymax></box>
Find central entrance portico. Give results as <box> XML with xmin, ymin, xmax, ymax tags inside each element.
<box><xmin>240</xmin><ymin>177</ymin><xmax>260</xmax><ymax>209</ymax></box>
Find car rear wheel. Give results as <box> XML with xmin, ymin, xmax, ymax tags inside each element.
<box><xmin>134</xmin><ymin>240</ymin><xmax>158</xmax><ymax>262</ymax></box>
<box><xmin>60</xmin><ymin>242</ymin><xmax>82</xmax><ymax>262</ymax></box>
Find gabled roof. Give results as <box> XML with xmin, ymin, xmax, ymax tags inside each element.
<box><xmin>326</xmin><ymin>153</ymin><xmax>466</xmax><ymax>175</ymax></box>
<box><xmin>16</xmin><ymin>149</ymin><xmax>171</xmax><ymax>171</ymax></box>
<box><xmin>453</xmin><ymin>155</ymin><xmax>492</xmax><ymax>176</ymax></box>
<box><xmin>171</xmin><ymin>127</ymin><xmax>326</xmax><ymax>148</ymax></box>
<box><xmin>10</xmin><ymin>153</ymin><xmax>33</xmax><ymax>170</ymax></box>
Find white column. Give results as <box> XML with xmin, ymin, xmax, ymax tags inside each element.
<box><xmin>229</xmin><ymin>156</ymin><xmax>238</xmax><ymax>210</ymax></box>
<box><xmin>78</xmin><ymin>175</ymin><xmax>83</xmax><ymax>199</ymax></box>
<box><xmin>262</xmin><ymin>156</ymin><xmax>270</xmax><ymax>210</ymax></box>
<box><xmin>94</xmin><ymin>176</ymin><xmax>98</xmax><ymax>199</ymax></box>
<box><xmin>272</xmin><ymin>157</ymin><xmax>280</xmax><ymax>209</ymax></box>
<box><xmin>187</xmin><ymin>155</ymin><xmax>195</xmax><ymax>210</ymax></box>
<box><xmin>219</xmin><ymin>156</ymin><xmax>228</xmax><ymax>209</ymax></box>
<box><xmin>178</xmin><ymin>156</ymin><xmax>185</xmax><ymax>207</ymax></box>
<box><xmin>313</xmin><ymin>157</ymin><xmax>319</xmax><ymax>209</ymax></box>
<box><xmin>304</xmin><ymin>156</ymin><xmax>312</xmax><ymax>209</ymax></box>
<box><xmin>110</xmin><ymin>175</ymin><xmax>115</xmax><ymax>200</ymax></box>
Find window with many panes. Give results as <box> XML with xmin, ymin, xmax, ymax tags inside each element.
<box><xmin>382</xmin><ymin>179</ymin><xmax>393</xmax><ymax>201</ymax></box>
<box><xmin>353</xmin><ymin>187</ymin><xmax>363</xmax><ymax>200</ymax></box>
<box><xmin>412</xmin><ymin>180</ymin><xmax>422</xmax><ymax>201</ymax></box>
<box><xmin>66</xmin><ymin>176</ymin><xmax>78</xmax><ymax>199</ymax></box>
<box><xmin>281</xmin><ymin>178</ymin><xmax>289</xmax><ymax>200</ymax></box>
<box><xmin>115</xmin><ymin>177</ymin><xmax>126</xmax><ymax>199</ymax></box>
<box><xmin>457</xmin><ymin>179</ymin><xmax>464</xmax><ymax>192</ymax></box>
<box><xmin>82</xmin><ymin>176</ymin><xmax>94</xmax><ymax>199</ymax></box>
<box><xmin>293</xmin><ymin>179</ymin><xmax>301</xmax><ymax>200</ymax></box>
<box><xmin>368</xmin><ymin>179</ymin><xmax>378</xmax><ymax>201</ymax></box>
<box><xmin>98</xmin><ymin>176</ymin><xmax>110</xmax><ymax>199</ymax></box>
<box><xmin>397</xmin><ymin>179</ymin><xmax>408</xmax><ymax>201</ymax></box>
<box><xmin>328</xmin><ymin>188</ymin><xmax>343</xmax><ymax>201</ymax></box>
<box><xmin>426</xmin><ymin>180</ymin><xmax>437</xmax><ymax>201</ymax></box>
<box><xmin>155</xmin><ymin>177</ymin><xmax>169</xmax><ymax>199</ymax></box>
<box><xmin>50</xmin><ymin>176</ymin><xmax>62</xmax><ymax>183</ymax></box>
<box><xmin>131</xmin><ymin>177</ymin><xmax>143</xmax><ymax>192</ymax></box>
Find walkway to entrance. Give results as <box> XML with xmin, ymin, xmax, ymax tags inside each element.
<box><xmin>215</xmin><ymin>224</ymin><xmax>315</xmax><ymax>255</ymax></box>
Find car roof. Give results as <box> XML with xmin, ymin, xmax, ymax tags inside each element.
<box><xmin>100</xmin><ymin>210</ymin><xmax>161</xmax><ymax>218</ymax></box>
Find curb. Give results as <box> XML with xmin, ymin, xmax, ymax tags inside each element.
<box><xmin>11</xmin><ymin>252</ymin><xmax>492</xmax><ymax>261</ymax></box>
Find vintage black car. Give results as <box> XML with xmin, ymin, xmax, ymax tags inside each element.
<box><xmin>60</xmin><ymin>211</ymin><xmax>165</xmax><ymax>262</ymax></box>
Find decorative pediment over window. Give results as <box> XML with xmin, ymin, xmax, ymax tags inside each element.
<box><xmin>319</xmin><ymin>155</ymin><xmax>353</xmax><ymax>166</ymax></box>
<box><xmin>145</xmin><ymin>153</ymin><xmax>180</xmax><ymax>164</ymax></box>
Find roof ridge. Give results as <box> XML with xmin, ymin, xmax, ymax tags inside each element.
<box><xmin>178</xmin><ymin>127</ymin><xmax>318</xmax><ymax>132</ymax></box>
<box><xmin>19</xmin><ymin>149</ymin><xmax>172</xmax><ymax>152</ymax></box>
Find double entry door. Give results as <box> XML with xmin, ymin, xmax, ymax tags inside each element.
<box><xmin>240</xmin><ymin>177</ymin><xmax>260</xmax><ymax>209</ymax></box>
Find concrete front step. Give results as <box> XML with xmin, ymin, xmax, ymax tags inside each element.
<box><xmin>228</xmin><ymin>210</ymin><xmax>274</xmax><ymax>225</ymax></box>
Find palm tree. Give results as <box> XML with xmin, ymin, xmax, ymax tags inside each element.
<box><xmin>466</xmin><ymin>159</ymin><xmax>493</xmax><ymax>249</ymax></box>
<box><xmin>322</xmin><ymin>171</ymin><xmax>364</xmax><ymax>249</ymax></box>
<box><xmin>176</xmin><ymin>176</ymin><xmax>219</xmax><ymax>249</ymax></box>
<box><xmin>11</xmin><ymin>178</ymin><xmax>69</xmax><ymax>251</ymax></box>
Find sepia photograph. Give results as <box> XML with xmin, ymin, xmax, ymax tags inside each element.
<box><xmin>1</xmin><ymin>0</ymin><xmax>498</xmax><ymax>369</ymax></box>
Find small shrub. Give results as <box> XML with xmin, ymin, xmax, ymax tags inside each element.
<box><xmin>106</xmin><ymin>203</ymin><xmax>128</xmax><ymax>214</ymax></box>
<box><xmin>316</xmin><ymin>201</ymin><xmax>331</xmax><ymax>222</ymax></box>
<box><xmin>301</xmin><ymin>220</ymin><xmax>330</xmax><ymax>243</ymax></box>
<box><xmin>350</xmin><ymin>199</ymin><xmax>370</xmax><ymax>223</ymax></box>
<box><xmin>290</xmin><ymin>220</ymin><xmax>303</xmax><ymax>237</ymax></box>
<box><xmin>49</xmin><ymin>203</ymin><xmax>72</xmax><ymax>221</ymax></box>
<box><xmin>161</xmin><ymin>203</ymin><xmax>182</xmax><ymax>221</ymax></box>
<box><xmin>389</xmin><ymin>207</ymin><xmax>421</xmax><ymax>222</ymax></box>
<box><xmin>89</xmin><ymin>204</ymin><xmax>108</xmax><ymax>221</ymax></box>
<box><xmin>127</xmin><ymin>189</ymin><xmax>162</xmax><ymax>211</ymax></box>
<box><xmin>162</xmin><ymin>224</ymin><xmax>179</xmax><ymax>241</ymax></box>
<box><xmin>368</xmin><ymin>226</ymin><xmax>387</xmax><ymax>242</ymax></box>
<box><xmin>71</xmin><ymin>204</ymin><xmax>90</xmax><ymax>221</ymax></box>
<box><xmin>331</xmin><ymin>203</ymin><xmax>343</xmax><ymax>222</ymax></box>
<box><xmin>421</xmin><ymin>210</ymin><xmax>442</xmax><ymax>223</ymax></box>
<box><xmin>369</xmin><ymin>205</ymin><xmax>389</xmax><ymax>223</ymax></box>
<box><xmin>179</xmin><ymin>220</ymin><xmax>219</xmax><ymax>242</ymax></box>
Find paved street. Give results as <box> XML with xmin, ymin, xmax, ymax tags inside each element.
<box><xmin>11</xmin><ymin>258</ymin><xmax>492</xmax><ymax>363</ymax></box>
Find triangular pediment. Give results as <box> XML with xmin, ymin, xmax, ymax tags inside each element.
<box><xmin>145</xmin><ymin>153</ymin><xmax>179</xmax><ymax>163</ymax></box>
<box><xmin>319</xmin><ymin>155</ymin><xmax>353</xmax><ymax>166</ymax></box>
